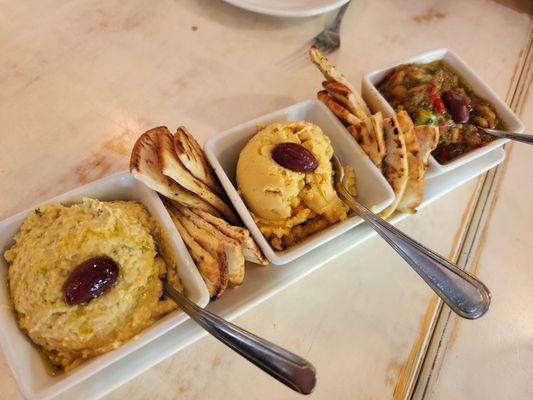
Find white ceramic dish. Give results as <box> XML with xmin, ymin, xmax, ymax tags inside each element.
<box><xmin>362</xmin><ymin>48</ymin><xmax>524</xmax><ymax>179</ymax></box>
<box><xmin>58</xmin><ymin>147</ymin><xmax>506</xmax><ymax>400</ymax></box>
<box><xmin>204</xmin><ymin>99</ymin><xmax>395</xmax><ymax>265</ymax></box>
<box><xmin>221</xmin><ymin>0</ymin><xmax>349</xmax><ymax>18</ymax></box>
<box><xmin>0</xmin><ymin>172</ymin><xmax>210</xmax><ymax>400</ymax></box>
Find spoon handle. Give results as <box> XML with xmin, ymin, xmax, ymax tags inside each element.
<box><xmin>338</xmin><ymin>193</ymin><xmax>491</xmax><ymax>319</ymax></box>
<box><xmin>481</xmin><ymin>128</ymin><xmax>533</xmax><ymax>145</ymax></box>
<box><xmin>164</xmin><ymin>283</ymin><xmax>316</xmax><ymax>394</ymax></box>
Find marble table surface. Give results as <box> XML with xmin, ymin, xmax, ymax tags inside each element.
<box><xmin>0</xmin><ymin>0</ymin><xmax>531</xmax><ymax>399</ymax></box>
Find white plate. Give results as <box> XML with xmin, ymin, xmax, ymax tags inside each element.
<box><xmin>0</xmin><ymin>172</ymin><xmax>210</xmax><ymax>400</ymax></box>
<box><xmin>222</xmin><ymin>0</ymin><xmax>349</xmax><ymax>18</ymax></box>
<box><xmin>57</xmin><ymin>146</ymin><xmax>506</xmax><ymax>400</ymax></box>
<box><xmin>204</xmin><ymin>99</ymin><xmax>395</xmax><ymax>265</ymax></box>
<box><xmin>361</xmin><ymin>48</ymin><xmax>524</xmax><ymax>179</ymax></box>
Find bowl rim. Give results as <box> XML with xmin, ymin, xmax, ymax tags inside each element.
<box><xmin>204</xmin><ymin>99</ymin><xmax>395</xmax><ymax>265</ymax></box>
<box><xmin>0</xmin><ymin>171</ymin><xmax>210</xmax><ymax>399</ymax></box>
<box><xmin>361</xmin><ymin>48</ymin><xmax>525</xmax><ymax>178</ymax></box>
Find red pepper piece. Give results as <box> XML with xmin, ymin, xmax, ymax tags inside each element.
<box><xmin>431</xmin><ymin>96</ymin><xmax>445</xmax><ymax>113</ymax></box>
<box><xmin>437</xmin><ymin>149</ymin><xmax>450</xmax><ymax>160</ymax></box>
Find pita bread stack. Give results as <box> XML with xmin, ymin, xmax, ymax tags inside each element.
<box><xmin>130</xmin><ymin>126</ymin><xmax>267</xmax><ymax>300</ymax></box>
<box><xmin>309</xmin><ymin>47</ymin><xmax>439</xmax><ymax>218</ymax></box>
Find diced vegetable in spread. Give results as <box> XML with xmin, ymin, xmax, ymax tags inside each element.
<box><xmin>378</xmin><ymin>61</ymin><xmax>502</xmax><ymax>163</ymax></box>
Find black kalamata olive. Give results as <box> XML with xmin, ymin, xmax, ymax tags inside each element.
<box><xmin>64</xmin><ymin>256</ymin><xmax>119</xmax><ymax>305</ymax></box>
<box><xmin>272</xmin><ymin>142</ymin><xmax>318</xmax><ymax>173</ymax></box>
<box><xmin>442</xmin><ymin>91</ymin><xmax>470</xmax><ymax>124</ymax></box>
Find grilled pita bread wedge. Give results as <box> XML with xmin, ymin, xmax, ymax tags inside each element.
<box><xmin>130</xmin><ymin>127</ymin><xmax>221</xmax><ymax>216</ymax></box>
<box><xmin>191</xmin><ymin>209</ymin><xmax>268</xmax><ymax>266</ymax></box>
<box><xmin>415</xmin><ymin>125</ymin><xmax>440</xmax><ymax>167</ymax></box>
<box><xmin>322</xmin><ymin>81</ymin><xmax>369</xmax><ymax>121</ymax></box>
<box><xmin>158</xmin><ymin>127</ymin><xmax>238</xmax><ymax>224</ymax></box>
<box><xmin>347</xmin><ymin>112</ymin><xmax>386</xmax><ymax>169</ymax></box>
<box><xmin>174</xmin><ymin>126</ymin><xmax>221</xmax><ymax>194</ymax></box>
<box><xmin>177</xmin><ymin>206</ymin><xmax>245</xmax><ymax>286</ymax></box>
<box><xmin>380</xmin><ymin>115</ymin><xmax>409</xmax><ymax>219</ymax></box>
<box><xmin>170</xmin><ymin>207</ymin><xmax>229</xmax><ymax>296</ymax></box>
<box><xmin>317</xmin><ymin>90</ymin><xmax>361</xmax><ymax>126</ymax></box>
<box><xmin>309</xmin><ymin>46</ymin><xmax>370</xmax><ymax>119</ymax></box>
<box><xmin>396</xmin><ymin>111</ymin><xmax>425</xmax><ymax>214</ymax></box>
<box><xmin>169</xmin><ymin>212</ymin><xmax>221</xmax><ymax>299</ymax></box>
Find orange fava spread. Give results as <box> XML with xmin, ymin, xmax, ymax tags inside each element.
<box><xmin>236</xmin><ymin>121</ymin><xmax>355</xmax><ymax>250</ymax></box>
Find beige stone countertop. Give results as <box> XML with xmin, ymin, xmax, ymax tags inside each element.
<box><xmin>0</xmin><ymin>0</ymin><xmax>531</xmax><ymax>399</ymax></box>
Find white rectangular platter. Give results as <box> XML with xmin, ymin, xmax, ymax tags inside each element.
<box><xmin>53</xmin><ymin>146</ymin><xmax>505</xmax><ymax>400</ymax></box>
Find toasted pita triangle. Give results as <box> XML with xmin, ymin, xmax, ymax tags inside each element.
<box><xmin>347</xmin><ymin>112</ymin><xmax>386</xmax><ymax>169</ymax></box>
<box><xmin>191</xmin><ymin>209</ymin><xmax>268</xmax><ymax>266</ymax></box>
<box><xmin>177</xmin><ymin>206</ymin><xmax>245</xmax><ymax>286</ymax></box>
<box><xmin>309</xmin><ymin>46</ymin><xmax>370</xmax><ymax>119</ymax></box>
<box><xmin>322</xmin><ymin>81</ymin><xmax>369</xmax><ymax>121</ymax></box>
<box><xmin>380</xmin><ymin>115</ymin><xmax>409</xmax><ymax>219</ymax></box>
<box><xmin>174</xmin><ymin>127</ymin><xmax>221</xmax><ymax>194</ymax></box>
<box><xmin>415</xmin><ymin>125</ymin><xmax>440</xmax><ymax>167</ymax></box>
<box><xmin>157</xmin><ymin>127</ymin><xmax>238</xmax><ymax>224</ymax></box>
<box><xmin>168</xmin><ymin>211</ymin><xmax>221</xmax><ymax>299</ymax></box>
<box><xmin>170</xmin><ymin>207</ymin><xmax>229</xmax><ymax>297</ymax></box>
<box><xmin>129</xmin><ymin>127</ymin><xmax>221</xmax><ymax>216</ymax></box>
<box><xmin>318</xmin><ymin>90</ymin><xmax>361</xmax><ymax>126</ymax></box>
<box><xmin>396</xmin><ymin>111</ymin><xmax>425</xmax><ymax>214</ymax></box>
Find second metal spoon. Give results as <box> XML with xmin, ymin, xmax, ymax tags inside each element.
<box><xmin>332</xmin><ymin>154</ymin><xmax>491</xmax><ymax>319</ymax></box>
<box><xmin>164</xmin><ymin>282</ymin><xmax>316</xmax><ymax>394</ymax></box>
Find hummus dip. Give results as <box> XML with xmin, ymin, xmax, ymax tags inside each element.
<box><xmin>236</xmin><ymin>122</ymin><xmax>355</xmax><ymax>250</ymax></box>
<box><xmin>4</xmin><ymin>198</ymin><xmax>181</xmax><ymax>370</ymax></box>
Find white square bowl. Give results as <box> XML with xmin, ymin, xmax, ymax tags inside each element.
<box><xmin>0</xmin><ymin>172</ymin><xmax>210</xmax><ymax>400</ymax></box>
<box><xmin>362</xmin><ymin>48</ymin><xmax>525</xmax><ymax>179</ymax></box>
<box><xmin>204</xmin><ymin>99</ymin><xmax>394</xmax><ymax>265</ymax></box>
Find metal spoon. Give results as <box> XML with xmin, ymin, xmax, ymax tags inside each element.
<box><xmin>331</xmin><ymin>154</ymin><xmax>491</xmax><ymax>319</ymax></box>
<box><xmin>478</xmin><ymin>127</ymin><xmax>533</xmax><ymax>145</ymax></box>
<box><xmin>164</xmin><ymin>282</ymin><xmax>316</xmax><ymax>394</ymax></box>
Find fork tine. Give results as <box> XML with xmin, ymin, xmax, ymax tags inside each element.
<box><xmin>281</xmin><ymin>49</ymin><xmax>312</xmax><ymax>69</ymax></box>
<box><xmin>283</xmin><ymin>53</ymin><xmax>310</xmax><ymax>71</ymax></box>
<box><xmin>279</xmin><ymin>2</ymin><xmax>348</xmax><ymax>70</ymax></box>
<box><xmin>278</xmin><ymin>42</ymin><xmax>327</xmax><ymax>70</ymax></box>
<box><xmin>277</xmin><ymin>51</ymin><xmax>307</xmax><ymax>69</ymax></box>
<box><xmin>276</xmin><ymin>40</ymin><xmax>314</xmax><ymax>68</ymax></box>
